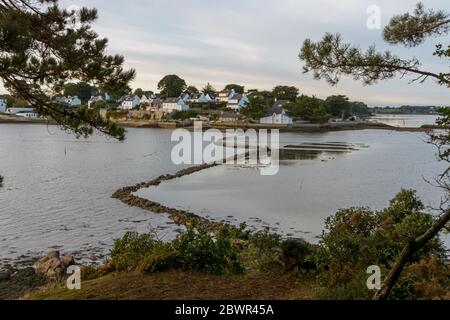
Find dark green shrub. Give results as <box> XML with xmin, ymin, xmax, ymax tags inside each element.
<box><xmin>281</xmin><ymin>239</ymin><xmax>316</xmax><ymax>271</ymax></box>
<box><xmin>173</xmin><ymin>225</ymin><xmax>244</xmax><ymax>275</ymax></box>
<box><xmin>171</xmin><ymin>110</ymin><xmax>198</xmax><ymax>120</ymax></box>
<box><xmin>240</xmin><ymin>228</ymin><xmax>283</xmax><ymax>272</ymax></box>
<box><xmin>109</xmin><ymin>225</ymin><xmax>248</xmax><ymax>275</ymax></box>
<box><xmin>138</xmin><ymin>242</ymin><xmax>177</xmax><ymax>273</ymax></box>
<box><xmin>109</xmin><ymin>232</ymin><xmax>157</xmax><ymax>271</ymax></box>
<box><xmin>314</xmin><ymin>189</ymin><xmax>447</xmax><ymax>299</ymax></box>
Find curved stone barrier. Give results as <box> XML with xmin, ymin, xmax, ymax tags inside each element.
<box><xmin>112</xmin><ymin>163</ymin><xmax>226</xmax><ymax>231</ymax></box>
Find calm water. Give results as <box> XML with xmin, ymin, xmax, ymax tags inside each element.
<box><xmin>138</xmin><ymin>129</ymin><xmax>449</xmax><ymax>247</ymax></box>
<box><xmin>0</xmin><ymin>119</ymin><xmax>448</xmax><ymax>266</ymax></box>
<box><xmin>370</xmin><ymin>114</ymin><xmax>439</xmax><ymax>128</ymax></box>
<box><xmin>0</xmin><ymin>124</ymin><xmax>184</xmax><ymax>267</ymax></box>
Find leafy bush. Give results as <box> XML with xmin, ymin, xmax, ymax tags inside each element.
<box><xmin>138</xmin><ymin>242</ymin><xmax>177</xmax><ymax>273</ymax></box>
<box><xmin>109</xmin><ymin>232</ymin><xmax>157</xmax><ymax>271</ymax></box>
<box><xmin>190</xmin><ymin>102</ymin><xmax>227</xmax><ymax>110</ymax></box>
<box><xmin>281</xmin><ymin>239</ymin><xmax>316</xmax><ymax>271</ymax></box>
<box><xmin>109</xmin><ymin>224</ymin><xmax>249</xmax><ymax>275</ymax></box>
<box><xmin>173</xmin><ymin>225</ymin><xmax>245</xmax><ymax>274</ymax></box>
<box><xmin>240</xmin><ymin>228</ymin><xmax>283</xmax><ymax>272</ymax></box>
<box><xmin>314</xmin><ymin>189</ymin><xmax>448</xmax><ymax>299</ymax></box>
<box><xmin>171</xmin><ymin>110</ymin><xmax>198</xmax><ymax>120</ymax></box>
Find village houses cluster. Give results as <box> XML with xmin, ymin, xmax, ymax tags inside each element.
<box><xmin>112</xmin><ymin>89</ymin><xmax>250</xmax><ymax>113</ymax></box>
<box><xmin>101</xmin><ymin>89</ymin><xmax>293</xmax><ymax>124</ymax></box>
<box><xmin>0</xmin><ymin>88</ymin><xmax>295</xmax><ymax>124</ymax></box>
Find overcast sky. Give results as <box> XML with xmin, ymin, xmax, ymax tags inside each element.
<box><xmin>10</xmin><ymin>1</ymin><xmax>450</xmax><ymax>106</ymax></box>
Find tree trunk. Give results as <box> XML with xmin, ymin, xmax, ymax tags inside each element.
<box><xmin>373</xmin><ymin>208</ymin><xmax>450</xmax><ymax>300</ymax></box>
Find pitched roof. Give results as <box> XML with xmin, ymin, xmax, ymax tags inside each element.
<box><xmin>190</xmin><ymin>93</ymin><xmax>202</xmax><ymax>99</ymax></box>
<box><xmin>265</xmin><ymin>106</ymin><xmax>284</xmax><ymax>116</ymax></box>
<box><xmin>272</xmin><ymin>100</ymin><xmax>289</xmax><ymax>108</ymax></box>
<box><xmin>229</xmin><ymin>94</ymin><xmax>243</xmax><ymax>101</ymax></box>
<box><xmin>163</xmin><ymin>97</ymin><xmax>181</xmax><ymax>103</ymax></box>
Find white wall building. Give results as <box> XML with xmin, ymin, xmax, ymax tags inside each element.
<box><xmin>197</xmin><ymin>93</ymin><xmax>213</xmax><ymax>103</ymax></box>
<box><xmin>120</xmin><ymin>96</ymin><xmax>141</xmax><ymax>110</ymax></box>
<box><xmin>162</xmin><ymin>98</ymin><xmax>190</xmax><ymax>113</ymax></box>
<box><xmin>63</xmin><ymin>96</ymin><xmax>81</xmax><ymax>107</ymax></box>
<box><xmin>0</xmin><ymin>97</ymin><xmax>7</xmax><ymax>113</ymax></box>
<box><xmin>88</xmin><ymin>95</ymin><xmax>104</xmax><ymax>108</ymax></box>
<box><xmin>227</xmin><ymin>94</ymin><xmax>249</xmax><ymax>110</ymax></box>
<box><xmin>218</xmin><ymin>89</ymin><xmax>235</xmax><ymax>103</ymax></box>
<box><xmin>88</xmin><ymin>93</ymin><xmax>111</xmax><ymax>108</ymax></box>
<box><xmin>188</xmin><ymin>93</ymin><xmax>213</xmax><ymax>104</ymax></box>
<box><xmin>140</xmin><ymin>95</ymin><xmax>152</xmax><ymax>106</ymax></box>
<box><xmin>260</xmin><ymin>107</ymin><xmax>293</xmax><ymax>125</ymax></box>
<box><xmin>181</xmin><ymin>93</ymin><xmax>191</xmax><ymax>102</ymax></box>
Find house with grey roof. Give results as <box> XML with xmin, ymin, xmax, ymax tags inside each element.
<box><xmin>162</xmin><ymin>97</ymin><xmax>190</xmax><ymax>113</ymax></box>
<box><xmin>120</xmin><ymin>95</ymin><xmax>141</xmax><ymax>110</ymax></box>
<box><xmin>227</xmin><ymin>93</ymin><xmax>249</xmax><ymax>110</ymax></box>
<box><xmin>260</xmin><ymin>106</ymin><xmax>293</xmax><ymax>125</ymax></box>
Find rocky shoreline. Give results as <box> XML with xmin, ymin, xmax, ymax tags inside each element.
<box><xmin>0</xmin><ymin>160</ymin><xmax>231</xmax><ymax>299</ymax></box>
<box><xmin>112</xmin><ymin>163</ymin><xmax>228</xmax><ymax>231</ymax></box>
<box><xmin>0</xmin><ymin>251</ymin><xmax>76</xmax><ymax>300</ymax></box>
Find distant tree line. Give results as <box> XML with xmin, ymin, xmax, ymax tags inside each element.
<box><xmin>241</xmin><ymin>86</ymin><xmax>371</xmax><ymax>122</ymax></box>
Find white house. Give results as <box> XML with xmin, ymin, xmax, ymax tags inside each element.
<box><xmin>260</xmin><ymin>107</ymin><xmax>293</xmax><ymax>125</ymax></box>
<box><xmin>189</xmin><ymin>93</ymin><xmax>213</xmax><ymax>104</ymax></box>
<box><xmin>227</xmin><ymin>93</ymin><xmax>249</xmax><ymax>111</ymax></box>
<box><xmin>0</xmin><ymin>97</ymin><xmax>7</xmax><ymax>113</ymax></box>
<box><xmin>58</xmin><ymin>96</ymin><xmax>81</xmax><ymax>107</ymax></box>
<box><xmin>188</xmin><ymin>93</ymin><xmax>201</xmax><ymax>103</ymax></box>
<box><xmin>198</xmin><ymin>93</ymin><xmax>213</xmax><ymax>103</ymax></box>
<box><xmin>218</xmin><ymin>89</ymin><xmax>235</xmax><ymax>103</ymax></box>
<box><xmin>162</xmin><ymin>98</ymin><xmax>190</xmax><ymax>113</ymax></box>
<box><xmin>88</xmin><ymin>93</ymin><xmax>111</xmax><ymax>108</ymax></box>
<box><xmin>140</xmin><ymin>95</ymin><xmax>152</xmax><ymax>106</ymax></box>
<box><xmin>120</xmin><ymin>95</ymin><xmax>141</xmax><ymax>110</ymax></box>
<box><xmin>88</xmin><ymin>95</ymin><xmax>103</xmax><ymax>108</ymax></box>
<box><xmin>180</xmin><ymin>93</ymin><xmax>191</xmax><ymax>102</ymax></box>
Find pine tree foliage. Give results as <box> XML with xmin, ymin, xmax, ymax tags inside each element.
<box><xmin>0</xmin><ymin>0</ymin><xmax>136</xmax><ymax>140</ymax></box>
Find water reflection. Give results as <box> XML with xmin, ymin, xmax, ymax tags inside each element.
<box><xmin>279</xmin><ymin>142</ymin><xmax>368</xmax><ymax>161</ymax></box>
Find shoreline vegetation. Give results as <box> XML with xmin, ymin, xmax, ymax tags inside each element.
<box><xmin>0</xmin><ymin>113</ymin><xmax>445</xmax><ymax>133</ymax></box>
<box><xmin>13</xmin><ymin>189</ymin><xmax>450</xmax><ymax>301</ymax></box>
<box><xmin>1</xmin><ymin>115</ymin><xmax>449</xmax><ymax>300</ymax></box>
<box><xmin>1</xmin><ymin>148</ymin><xmax>448</xmax><ymax>300</ymax></box>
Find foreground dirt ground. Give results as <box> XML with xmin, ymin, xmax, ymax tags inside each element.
<box><xmin>29</xmin><ymin>270</ymin><xmax>315</xmax><ymax>300</ymax></box>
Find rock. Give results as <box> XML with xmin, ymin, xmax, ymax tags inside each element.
<box><xmin>62</xmin><ymin>255</ymin><xmax>75</xmax><ymax>268</ymax></box>
<box><xmin>47</xmin><ymin>251</ymin><xmax>60</xmax><ymax>259</ymax></box>
<box><xmin>33</xmin><ymin>251</ymin><xmax>76</xmax><ymax>278</ymax></box>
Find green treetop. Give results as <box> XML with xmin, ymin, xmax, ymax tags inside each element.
<box><xmin>157</xmin><ymin>75</ymin><xmax>187</xmax><ymax>98</ymax></box>
<box><xmin>0</xmin><ymin>0</ymin><xmax>136</xmax><ymax>140</ymax></box>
